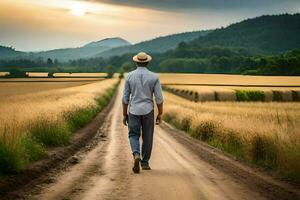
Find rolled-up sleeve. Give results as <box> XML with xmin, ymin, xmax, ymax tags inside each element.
<box><xmin>123</xmin><ymin>79</ymin><xmax>130</xmax><ymax>104</ymax></box>
<box><xmin>154</xmin><ymin>78</ymin><xmax>164</xmax><ymax>104</ymax></box>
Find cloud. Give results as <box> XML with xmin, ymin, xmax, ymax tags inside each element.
<box><xmin>89</xmin><ymin>0</ymin><xmax>298</xmax><ymax>11</ymax></box>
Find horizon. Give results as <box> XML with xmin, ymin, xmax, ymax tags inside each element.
<box><xmin>1</xmin><ymin>0</ymin><xmax>300</xmax><ymax>52</ymax></box>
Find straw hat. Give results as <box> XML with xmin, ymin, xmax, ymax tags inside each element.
<box><xmin>133</xmin><ymin>52</ymin><xmax>152</xmax><ymax>63</ymax></box>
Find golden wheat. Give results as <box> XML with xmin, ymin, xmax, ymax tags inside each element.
<box><xmin>0</xmin><ymin>78</ymin><xmax>118</xmax><ymax>139</ymax></box>
<box><xmin>53</xmin><ymin>73</ymin><xmax>107</xmax><ymax>77</ymax></box>
<box><xmin>164</xmin><ymin>85</ymin><xmax>300</xmax><ymax>102</ymax></box>
<box><xmin>0</xmin><ymin>78</ymin><xmax>104</xmax><ymax>82</ymax></box>
<box><xmin>164</xmin><ymin>91</ymin><xmax>300</xmax><ymax>138</ymax></box>
<box><xmin>159</xmin><ymin>73</ymin><xmax>300</xmax><ymax>86</ymax></box>
<box><xmin>0</xmin><ymin>72</ymin><xmax>10</xmax><ymax>77</ymax></box>
<box><xmin>163</xmin><ymin>91</ymin><xmax>300</xmax><ymax>180</ymax></box>
<box><xmin>25</xmin><ymin>72</ymin><xmax>49</xmax><ymax>77</ymax></box>
<box><xmin>0</xmin><ymin>81</ymin><xmax>102</xmax><ymax>99</ymax></box>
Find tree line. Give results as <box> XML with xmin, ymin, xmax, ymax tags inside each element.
<box><xmin>1</xmin><ymin>46</ymin><xmax>300</xmax><ymax>77</ymax></box>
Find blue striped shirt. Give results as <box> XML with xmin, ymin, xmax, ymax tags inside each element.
<box><xmin>123</xmin><ymin>67</ymin><xmax>163</xmax><ymax>115</ymax></box>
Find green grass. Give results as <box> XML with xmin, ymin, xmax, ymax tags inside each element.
<box><xmin>236</xmin><ymin>90</ymin><xmax>265</xmax><ymax>102</ymax></box>
<box><xmin>65</xmin><ymin>107</ymin><xmax>98</xmax><ymax>132</ymax></box>
<box><xmin>0</xmin><ymin>134</ymin><xmax>46</xmax><ymax>175</ymax></box>
<box><xmin>0</xmin><ymin>138</ymin><xmax>29</xmax><ymax>174</ymax></box>
<box><xmin>0</xmin><ymin>83</ymin><xmax>118</xmax><ymax>175</ymax></box>
<box><xmin>29</xmin><ymin>118</ymin><xmax>71</xmax><ymax>147</ymax></box>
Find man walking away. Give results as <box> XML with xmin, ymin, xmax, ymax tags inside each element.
<box><xmin>122</xmin><ymin>52</ymin><xmax>164</xmax><ymax>174</ymax></box>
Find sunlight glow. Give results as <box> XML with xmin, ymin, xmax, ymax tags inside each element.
<box><xmin>69</xmin><ymin>2</ymin><xmax>87</xmax><ymax>16</ymax></box>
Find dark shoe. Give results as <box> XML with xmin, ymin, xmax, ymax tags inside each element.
<box><xmin>132</xmin><ymin>154</ymin><xmax>141</xmax><ymax>173</ymax></box>
<box><xmin>141</xmin><ymin>165</ymin><xmax>151</xmax><ymax>170</ymax></box>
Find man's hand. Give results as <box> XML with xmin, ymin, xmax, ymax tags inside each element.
<box><xmin>156</xmin><ymin>114</ymin><xmax>162</xmax><ymax>125</ymax></box>
<box><xmin>122</xmin><ymin>103</ymin><xmax>129</xmax><ymax>126</ymax></box>
<box><xmin>123</xmin><ymin>115</ymin><xmax>128</xmax><ymax>126</ymax></box>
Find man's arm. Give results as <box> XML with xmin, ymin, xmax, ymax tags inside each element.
<box><xmin>156</xmin><ymin>103</ymin><xmax>163</xmax><ymax>125</ymax></box>
<box><xmin>122</xmin><ymin>103</ymin><xmax>129</xmax><ymax>126</ymax></box>
<box><xmin>122</xmin><ymin>79</ymin><xmax>130</xmax><ymax>126</ymax></box>
<box><xmin>154</xmin><ymin>77</ymin><xmax>164</xmax><ymax>125</ymax></box>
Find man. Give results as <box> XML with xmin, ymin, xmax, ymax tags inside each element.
<box><xmin>122</xmin><ymin>52</ymin><xmax>164</xmax><ymax>174</ymax></box>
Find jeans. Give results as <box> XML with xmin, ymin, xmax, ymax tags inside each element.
<box><xmin>128</xmin><ymin>110</ymin><xmax>154</xmax><ymax>166</ymax></box>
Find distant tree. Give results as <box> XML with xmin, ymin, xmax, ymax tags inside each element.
<box><xmin>54</xmin><ymin>59</ymin><xmax>59</xmax><ymax>65</ymax></box>
<box><xmin>8</xmin><ymin>67</ymin><xmax>26</xmax><ymax>78</ymax></box>
<box><xmin>121</xmin><ymin>62</ymin><xmax>135</xmax><ymax>72</ymax></box>
<box><xmin>105</xmin><ymin>65</ymin><xmax>114</xmax><ymax>78</ymax></box>
<box><xmin>47</xmin><ymin>58</ymin><xmax>53</xmax><ymax>66</ymax></box>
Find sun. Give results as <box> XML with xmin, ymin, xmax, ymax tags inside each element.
<box><xmin>69</xmin><ymin>3</ymin><xmax>87</xmax><ymax>16</ymax></box>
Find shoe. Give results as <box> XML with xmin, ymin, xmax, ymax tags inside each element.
<box><xmin>141</xmin><ymin>164</ymin><xmax>151</xmax><ymax>170</ymax></box>
<box><xmin>132</xmin><ymin>154</ymin><xmax>141</xmax><ymax>173</ymax></box>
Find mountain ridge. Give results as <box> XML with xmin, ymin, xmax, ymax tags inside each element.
<box><xmin>95</xmin><ymin>30</ymin><xmax>211</xmax><ymax>58</ymax></box>
<box><xmin>187</xmin><ymin>13</ymin><xmax>300</xmax><ymax>54</ymax></box>
<box><xmin>0</xmin><ymin>37</ymin><xmax>131</xmax><ymax>61</ymax></box>
<box><xmin>83</xmin><ymin>37</ymin><xmax>131</xmax><ymax>48</ymax></box>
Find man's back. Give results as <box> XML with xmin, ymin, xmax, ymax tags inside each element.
<box><xmin>123</xmin><ymin>67</ymin><xmax>163</xmax><ymax>116</ymax></box>
<box><xmin>122</xmin><ymin>52</ymin><xmax>163</xmax><ymax>173</ymax></box>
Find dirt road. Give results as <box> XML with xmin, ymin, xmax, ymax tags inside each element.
<box><xmin>20</xmin><ymin>85</ymin><xmax>299</xmax><ymax>200</ymax></box>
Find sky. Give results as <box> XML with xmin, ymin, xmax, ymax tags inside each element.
<box><xmin>0</xmin><ymin>0</ymin><xmax>299</xmax><ymax>52</ymax></box>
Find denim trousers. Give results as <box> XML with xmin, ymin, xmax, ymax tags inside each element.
<box><xmin>128</xmin><ymin>110</ymin><xmax>154</xmax><ymax>166</ymax></box>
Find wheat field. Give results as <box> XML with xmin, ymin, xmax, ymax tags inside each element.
<box><xmin>24</xmin><ymin>72</ymin><xmax>108</xmax><ymax>78</ymax></box>
<box><xmin>163</xmin><ymin>91</ymin><xmax>300</xmax><ymax>180</ymax></box>
<box><xmin>163</xmin><ymin>85</ymin><xmax>300</xmax><ymax>102</ymax></box>
<box><xmin>53</xmin><ymin>73</ymin><xmax>107</xmax><ymax>77</ymax></box>
<box><xmin>0</xmin><ymin>72</ymin><xmax>10</xmax><ymax>77</ymax></box>
<box><xmin>159</xmin><ymin>73</ymin><xmax>300</xmax><ymax>86</ymax></box>
<box><xmin>0</xmin><ymin>78</ymin><xmax>104</xmax><ymax>82</ymax></box>
<box><xmin>0</xmin><ymin>81</ymin><xmax>102</xmax><ymax>98</ymax></box>
<box><xmin>0</xmin><ymin>78</ymin><xmax>118</xmax><ymax>138</ymax></box>
<box><xmin>25</xmin><ymin>72</ymin><xmax>49</xmax><ymax>77</ymax></box>
<box><xmin>0</xmin><ymin>78</ymin><xmax>118</xmax><ymax>174</ymax></box>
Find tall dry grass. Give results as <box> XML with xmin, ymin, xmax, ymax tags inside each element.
<box><xmin>0</xmin><ymin>72</ymin><xmax>10</xmax><ymax>77</ymax></box>
<box><xmin>159</xmin><ymin>73</ymin><xmax>300</xmax><ymax>86</ymax></box>
<box><xmin>163</xmin><ymin>92</ymin><xmax>300</xmax><ymax>182</ymax></box>
<box><xmin>0</xmin><ymin>79</ymin><xmax>118</xmax><ymax>131</ymax></box>
<box><xmin>53</xmin><ymin>73</ymin><xmax>107</xmax><ymax>77</ymax></box>
<box><xmin>0</xmin><ymin>78</ymin><xmax>118</xmax><ymax>174</ymax></box>
<box><xmin>164</xmin><ymin>85</ymin><xmax>300</xmax><ymax>102</ymax></box>
<box><xmin>25</xmin><ymin>72</ymin><xmax>49</xmax><ymax>77</ymax></box>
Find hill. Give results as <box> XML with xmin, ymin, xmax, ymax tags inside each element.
<box><xmin>151</xmin><ymin>14</ymin><xmax>300</xmax><ymax>75</ymax></box>
<box><xmin>32</xmin><ymin>37</ymin><xmax>131</xmax><ymax>61</ymax></box>
<box><xmin>0</xmin><ymin>38</ymin><xmax>131</xmax><ymax>62</ymax></box>
<box><xmin>0</xmin><ymin>46</ymin><xmax>25</xmax><ymax>59</ymax></box>
<box><xmin>83</xmin><ymin>37</ymin><xmax>130</xmax><ymax>48</ymax></box>
<box><xmin>96</xmin><ymin>30</ymin><xmax>211</xmax><ymax>58</ymax></box>
<box><xmin>186</xmin><ymin>14</ymin><xmax>300</xmax><ymax>54</ymax></box>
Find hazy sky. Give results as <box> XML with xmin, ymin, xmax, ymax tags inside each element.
<box><xmin>0</xmin><ymin>0</ymin><xmax>299</xmax><ymax>51</ymax></box>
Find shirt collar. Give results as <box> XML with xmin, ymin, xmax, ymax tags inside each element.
<box><xmin>137</xmin><ymin>66</ymin><xmax>148</xmax><ymax>70</ymax></box>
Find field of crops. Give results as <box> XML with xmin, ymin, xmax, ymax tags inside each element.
<box><xmin>0</xmin><ymin>72</ymin><xmax>9</xmax><ymax>77</ymax></box>
<box><xmin>163</xmin><ymin>85</ymin><xmax>300</xmax><ymax>102</ymax></box>
<box><xmin>163</xmin><ymin>91</ymin><xmax>300</xmax><ymax>181</ymax></box>
<box><xmin>24</xmin><ymin>72</ymin><xmax>108</xmax><ymax>78</ymax></box>
<box><xmin>0</xmin><ymin>78</ymin><xmax>104</xmax><ymax>82</ymax></box>
<box><xmin>159</xmin><ymin>73</ymin><xmax>300</xmax><ymax>86</ymax></box>
<box><xmin>0</xmin><ymin>78</ymin><xmax>118</xmax><ymax>174</ymax></box>
<box><xmin>0</xmin><ymin>80</ymin><xmax>103</xmax><ymax>98</ymax></box>
<box><xmin>161</xmin><ymin>73</ymin><xmax>300</xmax><ymax>182</ymax></box>
<box><xmin>53</xmin><ymin>73</ymin><xmax>107</xmax><ymax>77</ymax></box>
